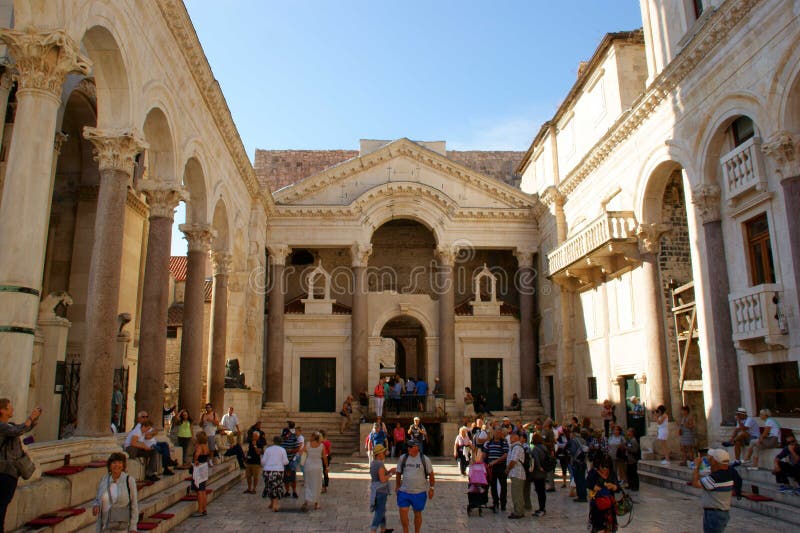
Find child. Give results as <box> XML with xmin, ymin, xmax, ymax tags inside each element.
<box><xmin>191</xmin><ymin>432</ymin><xmax>211</xmax><ymax>517</ymax></box>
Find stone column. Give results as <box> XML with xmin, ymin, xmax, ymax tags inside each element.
<box><xmin>515</xmin><ymin>248</ymin><xmax>539</xmax><ymax>398</ymax></box>
<box><xmin>636</xmin><ymin>223</ymin><xmax>671</xmax><ymax>412</ymax></box>
<box><xmin>691</xmin><ymin>184</ymin><xmax>741</xmax><ymax>425</ymax></box>
<box><xmin>265</xmin><ymin>245</ymin><xmax>289</xmax><ymax>404</ymax></box>
<box><xmin>135</xmin><ymin>182</ymin><xmax>185</xmax><ymax>424</ymax></box>
<box><xmin>0</xmin><ymin>69</ymin><xmax>13</xmax><ymax>166</ymax></box>
<box><xmin>436</xmin><ymin>244</ymin><xmax>457</xmax><ymax>399</ymax></box>
<box><xmin>616</xmin><ymin>376</ymin><xmax>628</xmax><ymax>430</ymax></box>
<box><xmin>178</xmin><ymin>223</ymin><xmax>214</xmax><ymax>417</ymax></box>
<box><xmin>0</xmin><ymin>27</ymin><xmax>90</xmax><ymax>411</ymax></box>
<box><xmin>208</xmin><ymin>251</ymin><xmax>232</xmax><ymax>411</ymax></box>
<box><xmin>350</xmin><ymin>243</ymin><xmax>372</xmax><ymax>397</ymax></box>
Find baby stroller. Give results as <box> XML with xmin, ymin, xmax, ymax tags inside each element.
<box><xmin>466</xmin><ymin>461</ymin><xmax>489</xmax><ymax>515</ymax></box>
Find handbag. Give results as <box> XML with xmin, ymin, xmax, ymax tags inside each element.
<box><xmin>106</xmin><ymin>475</ymin><xmax>132</xmax><ymax>529</ymax></box>
<box><xmin>594</xmin><ymin>495</ymin><xmax>614</xmax><ymax>511</ymax></box>
<box><xmin>14</xmin><ymin>452</ymin><xmax>35</xmax><ymax>480</ymax></box>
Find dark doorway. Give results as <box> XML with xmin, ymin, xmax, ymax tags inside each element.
<box><xmin>381</xmin><ymin>315</ymin><xmax>427</xmax><ymax>382</ymax></box>
<box><xmin>624</xmin><ymin>375</ymin><xmax>640</xmax><ymax>427</ymax></box>
<box><xmin>471</xmin><ymin>358</ymin><xmax>503</xmax><ymax>412</ymax></box>
<box><xmin>547</xmin><ymin>375</ymin><xmax>555</xmax><ymax>420</ymax></box>
<box><xmin>299</xmin><ymin>358</ymin><xmax>336</xmax><ymax>412</ymax></box>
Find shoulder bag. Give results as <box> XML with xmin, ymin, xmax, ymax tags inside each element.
<box><xmin>1</xmin><ymin>435</ymin><xmax>36</xmax><ymax>480</ymax></box>
<box><xmin>106</xmin><ymin>475</ymin><xmax>132</xmax><ymax>530</ymax></box>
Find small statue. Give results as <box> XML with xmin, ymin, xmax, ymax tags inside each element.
<box><xmin>224</xmin><ymin>358</ymin><xmax>247</xmax><ymax>388</ymax></box>
<box><xmin>38</xmin><ymin>291</ymin><xmax>73</xmax><ymax>320</ymax></box>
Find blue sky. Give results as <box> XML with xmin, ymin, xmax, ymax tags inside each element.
<box><xmin>172</xmin><ymin>0</ymin><xmax>643</xmax><ymax>254</ymax></box>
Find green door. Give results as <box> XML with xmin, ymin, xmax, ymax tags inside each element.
<box><xmin>470</xmin><ymin>358</ymin><xmax>503</xmax><ymax>412</ymax></box>
<box><xmin>624</xmin><ymin>376</ymin><xmax>640</xmax><ymax>427</ymax></box>
<box><xmin>299</xmin><ymin>358</ymin><xmax>336</xmax><ymax>412</ymax></box>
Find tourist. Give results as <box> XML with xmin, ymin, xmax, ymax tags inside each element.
<box><xmin>141</xmin><ymin>421</ymin><xmax>176</xmax><ymax>476</ymax></box>
<box><xmin>624</xmin><ymin>428</ymin><xmax>641</xmax><ymax>491</ymax></box>
<box><xmin>679</xmin><ymin>405</ymin><xmax>697</xmax><ymax>466</ymax></box>
<box><xmin>655</xmin><ymin>405</ymin><xmax>670</xmax><ymax>464</ymax></box>
<box><xmin>505</xmin><ymin>431</ymin><xmax>526</xmax><ymax>519</ymax></box>
<box><xmin>92</xmin><ymin>452</ymin><xmax>138</xmax><ymax>532</ymax></box>
<box><xmin>244</xmin><ymin>430</ymin><xmax>263</xmax><ymax>494</ymax></box>
<box><xmin>530</xmin><ymin>432</ymin><xmax>549</xmax><ymax>517</ymax></box>
<box><xmin>374</xmin><ymin>377</ymin><xmax>386</xmax><ymax>418</ymax></box>
<box><xmin>320</xmin><ymin>429</ymin><xmax>332</xmax><ymax>493</ymax></box>
<box><xmin>556</xmin><ymin>426</ymin><xmax>571</xmax><ymax>488</ymax></box>
<box><xmin>173</xmin><ymin>409</ymin><xmax>193</xmax><ymax>466</ymax></box>
<box><xmin>247</xmin><ymin>421</ymin><xmax>266</xmax><ymax>447</ymax></box>
<box><xmin>392</xmin><ymin>421</ymin><xmax>406</xmax><ymax>458</ymax></box>
<box><xmin>463</xmin><ymin>387</ymin><xmax>475</xmax><ymax>423</ymax></box>
<box><xmin>586</xmin><ymin>454</ymin><xmax>620</xmax><ymax>533</ymax></box>
<box><xmin>123</xmin><ymin>414</ymin><xmax>159</xmax><ymax>482</ymax></box>
<box><xmin>433</xmin><ymin>377</ymin><xmax>445</xmax><ymax>417</ymax></box>
<box><xmin>568</xmin><ymin>428</ymin><xmax>590</xmax><ymax>502</ymax></box>
<box><xmin>691</xmin><ymin>449</ymin><xmax>740</xmax><ymax>533</ymax></box>
<box><xmin>301</xmin><ymin>431</ymin><xmax>326</xmax><ymax>512</ymax></box>
<box><xmin>281</xmin><ymin>421</ymin><xmax>301</xmax><ymax>498</ymax></box>
<box><xmin>628</xmin><ymin>397</ymin><xmax>645</xmax><ymax>439</ymax></box>
<box><xmin>191</xmin><ymin>431</ymin><xmax>211</xmax><ymax>517</ymax></box>
<box><xmin>0</xmin><ymin>400</ymin><xmax>40</xmax><ymax>530</ymax></box>
<box><xmin>601</xmin><ymin>400</ymin><xmax>614</xmax><ymax>437</ymax></box>
<box><xmin>390</xmin><ymin>379</ymin><xmax>403</xmax><ymax>416</ymax></box>
<box><xmin>405</xmin><ymin>377</ymin><xmax>416</xmax><ymax>411</ymax></box>
<box><xmin>111</xmin><ymin>384</ymin><xmax>124</xmax><ymax>432</ymax></box>
<box><xmin>200</xmin><ymin>403</ymin><xmax>220</xmax><ymax>460</ymax></box>
<box><xmin>725</xmin><ymin>407</ymin><xmax>760</xmax><ymax>463</ymax></box>
<box><xmin>483</xmin><ymin>428</ymin><xmax>509</xmax><ymax>512</ymax></box>
<box><xmin>743</xmin><ymin>409</ymin><xmax>781</xmax><ymax>469</ymax></box>
<box><xmin>541</xmin><ymin>418</ymin><xmax>557</xmax><ymax>491</ymax></box>
<box><xmin>395</xmin><ymin>440</ymin><xmax>435</xmax><ymax>533</ymax></box>
<box><xmin>407</xmin><ymin>417</ymin><xmax>427</xmax><ymax>454</ymax></box>
<box><xmin>261</xmin><ymin>436</ymin><xmax>289</xmax><ymax>511</ymax></box>
<box><xmin>369</xmin><ymin>443</ymin><xmax>396</xmax><ymax>533</ymax></box>
<box><xmin>339</xmin><ymin>395</ymin><xmax>354</xmax><ymax>433</ymax></box>
<box><xmin>414</xmin><ymin>377</ymin><xmax>428</xmax><ymax>411</ymax></box>
<box><xmin>220</xmin><ymin>406</ymin><xmax>240</xmax><ymax>443</ymax></box>
<box><xmin>510</xmin><ymin>392</ymin><xmax>522</xmax><ymax>411</ymax></box>
<box><xmin>453</xmin><ymin>426</ymin><xmax>472</xmax><ymax>476</ymax></box>
<box><xmin>772</xmin><ymin>432</ymin><xmax>800</xmax><ymax>494</ymax></box>
<box><xmin>368</xmin><ymin>422</ymin><xmax>388</xmax><ymax>463</ymax></box>
<box><xmin>608</xmin><ymin>425</ymin><xmax>626</xmax><ymax>484</ymax></box>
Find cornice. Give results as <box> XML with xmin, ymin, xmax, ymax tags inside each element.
<box><xmin>154</xmin><ymin>0</ymin><xmax>274</xmax><ymax>214</ymax></box>
<box><xmin>125</xmin><ymin>189</ymin><xmax>149</xmax><ymax>218</ymax></box>
<box><xmin>273</xmin><ymin>138</ymin><xmax>537</xmax><ymax>209</ymax></box>
<box><xmin>557</xmin><ymin>0</ymin><xmax>760</xmax><ymax>198</ymax></box>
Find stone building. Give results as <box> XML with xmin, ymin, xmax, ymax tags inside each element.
<box><xmin>519</xmin><ymin>0</ymin><xmax>800</xmax><ymax>443</ymax></box>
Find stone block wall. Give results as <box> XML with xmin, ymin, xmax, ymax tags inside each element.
<box><xmin>446</xmin><ymin>150</ymin><xmax>525</xmax><ymax>187</ymax></box>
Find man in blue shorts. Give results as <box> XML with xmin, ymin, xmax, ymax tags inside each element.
<box><xmin>396</xmin><ymin>440</ymin><xmax>435</xmax><ymax>533</ymax></box>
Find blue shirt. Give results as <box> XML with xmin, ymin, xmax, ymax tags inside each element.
<box><xmin>483</xmin><ymin>438</ymin><xmax>509</xmax><ymax>462</ymax></box>
<box><xmin>281</xmin><ymin>430</ymin><xmax>299</xmax><ymax>460</ymax></box>
<box><xmin>415</xmin><ymin>381</ymin><xmax>428</xmax><ymax>395</ymax></box>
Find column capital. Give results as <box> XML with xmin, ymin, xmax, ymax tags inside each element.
<box><xmin>539</xmin><ymin>185</ymin><xmax>564</xmax><ymax>212</ymax></box>
<box><xmin>435</xmin><ymin>244</ymin><xmax>459</xmax><ymax>267</ymax></box>
<box><xmin>179</xmin><ymin>223</ymin><xmax>215</xmax><ymax>253</ymax></box>
<box><xmin>137</xmin><ymin>180</ymin><xmax>187</xmax><ymax>220</ymax></box>
<box><xmin>210</xmin><ymin>251</ymin><xmax>232</xmax><ymax>276</ymax></box>
<box><xmin>514</xmin><ymin>248</ymin><xmax>536</xmax><ymax>268</ymax></box>
<box><xmin>350</xmin><ymin>242</ymin><xmax>373</xmax><ymax>267</ymax></box>
<box><xmin>636</xmin><ymin>222</ymin><xmax>671</xmax><ymax>255</ymax></box>
<box><xmin>762</xmin><ymin>130</ymin><xmax>799</xmax><ymax>180</ymax></box>
<box><xmin>0</xmin><ymin>26</ymin><xmax>90</xmax><ymax>97</ymax></box>
<box><xmin>83</xmin><ymin>126</ymin><xmax>148</xmax><ymax>175</ymax></box>
<box><xmin>53</xmin><ymin>131</ymin><xmax>68</xmax><ymax>155</ymax></box>
<box><xmin>690</xmin><ymin>184</ymin><xmax>721</xmax><ymax>224</ymax></box>
<box><xmin>0</xmin><ymin>69</ymin><xmax>12</xmax><ymax>91</ymax></box>
<box><xmin>267</xmin><ymin>244</ymin><xmax>291</xmax><ymax>266</ymax></box>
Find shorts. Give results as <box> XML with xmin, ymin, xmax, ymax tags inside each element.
<box><xmin>397</xmin><ymin>490</ymin><xmax>427</xmax><ymax>512</ymax></box>
<box><xmin>284</xmin><ymin>466</ymin><xmax>296</xmax><ymax>482</ymax></box>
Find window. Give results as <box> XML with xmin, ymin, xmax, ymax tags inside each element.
<box><xmin>730</xmin><ymin>116</ymin><xmax>755</xmax><ymax>147</ymax></box>
<box><xmin>753</xmin><ymin>362</ymin><xmax>800</xmax><ymax>417</ymax></box>
<box><xmin>587</xmin><ymin>377</ymin><xmax>598</xmax><ymax>400</ymax></box>
<box><xmin>166</xmin><ymin>326</ymin><xmax>178</xmax><ymax>339</ymax></box>
<box><xmin>745</xmin><ymin>213</ymin><xmax>775</xmax><ymax>285</ymax></box>
<box><xmin>692</xmin><ymin>0</ymin><xmax>704</xmax><ymax>19</ymax></box>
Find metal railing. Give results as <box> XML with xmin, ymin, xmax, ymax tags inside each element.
<box><xmin>367</xmin><ymin>394</ymin><xmax>445</xmax><ymax>419</ymax></box>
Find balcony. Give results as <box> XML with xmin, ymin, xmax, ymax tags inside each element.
<box><xmin>720</xmin><ymin>137</ymin><xmax>768</xmax><ymax>205</ymax></box>
<box><xmin>729</xmin><ymin>283</ymin><xmax>788</xmax><ymax>351</ymax></box>
<box><xmin>547</xmin><ymin>211</ymin><xmax>640</xmax><ymax>289</ymax></box>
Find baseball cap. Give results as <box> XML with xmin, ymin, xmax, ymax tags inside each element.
<box><xmin>707</xmin><ymin>448</ymin><xmax>730</xmax><ymax>464</ymax></box>
<box><xmin>407</xmin><ymin>439</ymin><xmax>420</xmax><ymax>448</ymax></box>
<box><xmin>502</xmin><ymin>416</ymin><xmax>511</xmax><ymax>422</ymax></box>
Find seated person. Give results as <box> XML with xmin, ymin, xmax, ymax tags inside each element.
<box><xmin>509</xmin><ymin>393</ymin><xmax>522</xmax><ymax>411</ymax></box>
<box><xmin>743</xmin><ymin>409</ymin><xmax>781</xmax><ymax>469</ymax></box>
<box><xmin>773</xmin><ymin>432</ymin><xmax>800</xmax><ymax>493</ymax></box>
<box><xmin>124</xmin><ymin>420</ymin><xmax>161</xmax><ymax>482</ymax></box>
<box><xmin>725</xmin><ymin>407</ymin><xmax>760</xmax><ymax>463</ymax></box>
<box><xmin>142</xmin><ymin>424</ymin><xmax>176</xmax><ymax>476</ymax></box>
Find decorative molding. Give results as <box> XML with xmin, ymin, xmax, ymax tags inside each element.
<box><xmin>179</xmin><ymin>223</ymin><xmax>215</xmax><ymax>253</ymax></box>
<box><xmin>74</xmin><ymin>77</ymin><xmax>97</xmax><ymax>104</ymax></box>
<box><xmin>125</xmin><ymin>189</ymin><xmax>149</xmax><ymax>218</ymax></box>
<box><xmin>762</xmin><ymin>130</ymin><xmax>799</xmax><ymax>181</ymax></box>
<box><xmin>82</xmin><ymin>127</ymin><xmax>148</xmax><ymax>175</ymax></box>
<box><xmin>266</xmin><ymin>244</ymin><xmax>291</xmax><ymax>266</ymax></box>
<box><xmin>0</xmin><ymin>69</ymin><xmax>12</xmax><ymax>92</ymax></box>
<box><xmin>691</xmin><ymin>184</ymin><xmax>721</xmax><ymax>224</ymax></box>
<box><xmin>435</xmin><ymin>244</ymin><xmax>458</xmax><ymax>267</ymax></box>
<box><xmin>53</xmin><ymin>131</ymin><xmax>68</xmax><ymax>155</ymax></box>
<box><xmin>154</xmin><ymin>0</ymin><xmax>274</xmax><ymax>213</ymax></box>
<box><xmin>0</xmin><ymin>26</ymin><xmax>91</xmax><ymax>97</ymax></box>
<box><xmin>557</xmin><ymin>0</ymin><xmax>761</xmax><ymax>197</ymax></box>
<box><xmin>136</xmin><ymin>180</ymin><xmax>187</xmax><ymax>219</ymax></box>
<box><xmin>514</xmin><ymin>248</ymin><xmax>535</xmax><ymax>268</ymax></box>
<box><xmin>350</xmin><ymin>242</ymin><xmax>373</xmax><ymax>268</ymax></box>
<box><xmin>636</xmin><ymin>223</ymin><xmax>671</xmax><ymax>255</ymax></box>
<box><xmin>210</xmin><ymin>251</ymin><xmax>232</xmax><ymax>276</ymax></box>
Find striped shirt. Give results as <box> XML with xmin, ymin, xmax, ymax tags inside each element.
<box><xmin>482</xmin><ymin>438</ymin><xmax>509</xmax><ymax>463</ymax></box>
<box><xmin>700</xmin><ymin>468</ymin><xmax>735</xmax><ymax>511</ymax></box>
<box><xmin>281</xmin><ymin>430</ymin><xmax>299</xmax><ymax>460</ymax></box>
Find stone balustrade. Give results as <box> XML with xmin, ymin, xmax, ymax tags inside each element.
<box><xmin>547</xmin><ymin>211</ymin><xmax>638</xmax><ymax>275</ymax></box>
<box><xmin>720</xmin><ymin>137</ymin><xmax>767</xmax><ymax>203</ymax></box>
<box><xmin>729</xmin><ymin>283</ymin><xmax>788</xmax><ymax>350</ymax></box>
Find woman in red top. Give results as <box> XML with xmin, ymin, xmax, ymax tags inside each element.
<box><xmin>392</xmin><ymin>421</ymin><xmax>406</xmax><ymax>458</ymax></box>
<box><xmin>320</xmin><ymin>429</ymin><xmax>332</xmax><ymax>493</ymax></box>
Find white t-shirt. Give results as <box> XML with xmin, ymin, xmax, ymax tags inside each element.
<box><xmin>764</xmin><ymin>417</ymin><xmax>781</xmax><ymax>438</ymax></box>
<box><xmin>124</xmin><ymin>423</ymin><xmax>143</xmax><ymax>449</ymax></box>
<box><xmin>220</xmin><ymin>413</ymin><xmax>239</xmax><ymax>432</ymax></box>
<box><xmin>397</xmin><ymin>453</ymin><xmax>433</xmax><ymax>494</ymax></box>
<box><xmin>261</xmin><ymin>445</ymin><xmax>289</xmax><ymax>472</ymax></box>
<box><xmin>743</xmin><ymin>417</ymin><xmax>761</xmax><ymax>439</ymax></box>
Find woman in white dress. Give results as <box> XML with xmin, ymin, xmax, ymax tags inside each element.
<box><xmin>301</xmin><ymin>431</ymin><xmax>327</xmax><ymax>511</ymax></box>
<box><xmin>655</xmin><ymin>405</ymin><xmax>670</xmax><ymax>464</ymax></box>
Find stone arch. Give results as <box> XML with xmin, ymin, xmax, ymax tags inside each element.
<box><xmin>637</xmin><ymin>147</ymin><xmax>690</xmax><ymax>225</ymax></box>
<box><xmin>357</xmin><ymin>184</ymin><xmax>450</xmax><ymax>244</ymax></box>
<box><xmin>767</xmin><ymin>31</ymin><xmax>800</xmax><ymax>132</ymax></box>
<box><xmin>182</xmin><ymin>157</ymin><xmax>208</xmax><ymax>225</ymax></box>
<box><xmin>141</xmin><ymin>106</ymin><xmax>177</xmax><ymax>182</ymax></box>
<box><xmin>211</xmin><ymin>198</ymin><xmax>230</xmax><ymax>253</ymax></box>
<box><xmin>371</xmin><ymin>308</ymin><xmax>435</xmax><ymax>339</ymax></box>
<box><xmin>80</xmin><ymin>25</ymin><xmax>131</xmax><ymax>129</ymax></box>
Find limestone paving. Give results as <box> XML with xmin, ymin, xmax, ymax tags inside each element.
<box><xmin>172</xmin><ymin>458</ymin><xmax>783</xmax><ymax>532</ymax></box>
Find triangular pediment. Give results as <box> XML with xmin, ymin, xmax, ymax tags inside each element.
<box><xmin>272</xmin><ymin>138</ymin><xmax>536</xmax><ymax>211</ymax></box>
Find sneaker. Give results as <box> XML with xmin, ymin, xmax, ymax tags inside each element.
<box><xmin>778</xmin><ymin>485</ymin><xmax>793</xmax><ymax>494</ymax></box>
<box><xmin>533</xmin><ymin>510</ymin><xmax>546</xmax><ymax>517</ymax></box>
<box><xmin>292</xmin><ymin>492</ymin><xmax>299</xmax><ymax>499</ymax></box>
<box><xmin>729</xmin><ymin>460</ymin><xmax>741</xmax><ymax>468</ymax></box>
<box><xmin>721</xmin><ymin>441</ymin><xmax>733</xmax><ymax>447</ymax></box>
<box><xmin>793</xmin><ymin>488</ymin><xmax>800</xmax><ymax>496</ymax></box>
<box><xmin>660</xmin><ymin>459</ymin><xmax>670</xmax><ymax>465</ymax></box>
<box><xmin>573</xmin><ymin>498</ymin><xmax>588</xmax><ymax>503</ymax></box>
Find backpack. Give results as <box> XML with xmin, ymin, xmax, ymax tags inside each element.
<box><xmin>518</xmin><ymin>444</ymin><xmax>531</xmax><ymax>473</ymax></box>
<box><xmin>541</xmin><ymin>448</ymin><xmax>557</xmax><ymax>471</ymax></box>
<box><xmin>399</xmin><ymin>452</ymin><xmax>430</xmax><ymax>480</ymax></box>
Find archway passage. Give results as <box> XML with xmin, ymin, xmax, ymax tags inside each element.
<box><xmin>381</xmin><ymin>315</ymin><xmax>427</xmax><ymax>381</ymax></box>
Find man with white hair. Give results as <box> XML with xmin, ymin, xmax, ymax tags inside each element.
<box><xmin>690</xmin><ymin>448</ymin><xmax>741</xmax><ymax>533</ymax></box>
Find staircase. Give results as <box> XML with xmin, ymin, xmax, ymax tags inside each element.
<box><xmin>639</xmin><ymin>460</ymin><xmax>800</xmax><ymax>527</ymax></box>
<box><xmin>258</xmin><ymin>411</ymin><xmax>361</xmax><ymax>456</ymax></box>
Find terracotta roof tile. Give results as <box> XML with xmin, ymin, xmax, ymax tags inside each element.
<box><xmin>167</xmin><ymin>302</ymin><xmax>184</xmax><ymax>326</ymax></box>
<box><xmin>169</xmin><ymin>256</ymin><xmax>188</xmax><ymax>281</ymax></box>
<box><xmin>203</xmin><ymin>279</ymin><xmax>213</xmax><ymax>302</ymax></box>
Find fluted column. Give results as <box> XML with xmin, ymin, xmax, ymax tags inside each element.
<box><xmin>350</xmin><ymin>243</ymin><xmax>372</xmax><ymax>396</ymax></box>
<box><xmin>265</xmin><ymin>244</ymin><xmax>289</xmax><ymax>404</ymax></box>
<box><xmin>77</xmin><ymin>128</ymin><xmax>147</xmax><ymax>435</ymax></box>
<box><xmin>178</xmin><ymin>223</ymin><xmax>214</xmax><ymax>417</ymax></box>
<box><xmin>208</xmin><ymin>251</ymin><xmax>232</xmax><ymax>411</ymax></box>
<box><xmin>436</xmin><ymin>244</ymin><xmax>457</xmax><ymax>399</ymax></box>
<box><xmin>636</xmin><ymin>223</ymin><xmax>671</xmax><ymax>411</ymax></box>
<box><xmin>515</xmin><ymin>248</ymin><xmax>539</xmax><ymax>398</ymax></box>
<box><xmin>135</xmin><ymin>182</ymin><xmax>185</xmax><ymax>425</ymax></box>
<box><xmin>0</xmin><ymin>27</ymin><xmax>90</xmax><ymax>411</ymax></box>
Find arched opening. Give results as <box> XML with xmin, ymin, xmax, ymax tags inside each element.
<box><xmin>381</xmin><ymin>315</ymin><xmax>427</xmax><ymax>383</ymax></box>
<box><xmin>369</xmin><ymin>219</ymin><xmax>436</xmax><ymax>293</ymax></box>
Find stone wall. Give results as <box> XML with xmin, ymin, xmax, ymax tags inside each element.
<box><xmin>446</xmin><ymin>150</ymin><xmax>524</xmax><ymax>187</ymax></box>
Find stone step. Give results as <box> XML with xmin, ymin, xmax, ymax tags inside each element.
<box><xmin>639</xmin><ymin>462</ymin><xmax>800</xmax><ymax>527</ymax></box>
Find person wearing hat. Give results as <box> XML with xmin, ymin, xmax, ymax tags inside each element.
<box><xmin>369</xmin><ymin>443</ymin><xmax>396</xmax><ymax>533</ymax></box>
<box><xmin>396</xmin><ymin>440</ymin><xmax>434</xmax><ymax>533</ymax></box>
<box><xmin>690</xmin><ymin>448</ymin><xmax>741</xmax><ymax>532</ymax></box>
<box><xmin>723</xmin><ymin>407</ymin><xmax>760</xmax><ymax>463</ymax></box>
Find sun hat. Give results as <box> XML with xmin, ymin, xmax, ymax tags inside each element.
<box><xmin>735</xmin><ymin>407</ymin><xmax>747</xmax><ymax>415</ymax></box>
<box><xmin>707</xmin><ymin>448</ymin><xmax>730</xmax><ymax>464</ymax></box>
<box><xmin>372</xmin><ymin>444</ymin><xmax>387</xmax><ymax>456</ymax></box>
